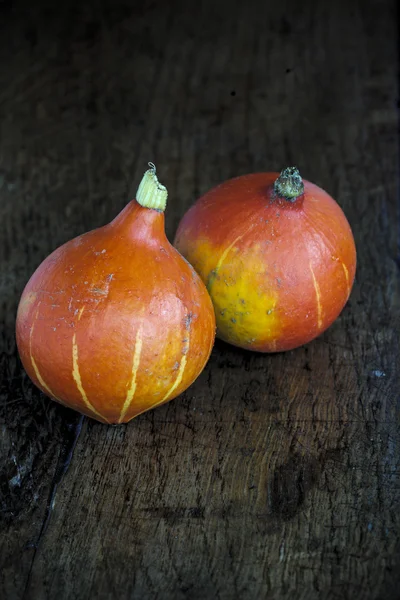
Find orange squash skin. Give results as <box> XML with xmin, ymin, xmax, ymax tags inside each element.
<box><xmin>174</xmin><ymin>172</ymin><xmax>356</xmax><ymax>352</ymax></box>
<box><xmin>16</xmin><ymin>200</ymin><xmax>216</xmax><ymax>423</ymax></box>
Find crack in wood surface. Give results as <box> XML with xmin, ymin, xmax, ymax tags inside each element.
<box><xmin>22</xmin><ymin>416</ymin><xmax>85</xmax><ymax>600</ymax></box>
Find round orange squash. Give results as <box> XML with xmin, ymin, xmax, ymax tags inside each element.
<box><xmin>174</xmin><ymin>167</ymin><xmax>356</xmax><ymax>352</ymax></box>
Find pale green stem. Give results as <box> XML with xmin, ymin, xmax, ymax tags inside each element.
<box><xmin>136</xmin><ymin>163</ymin><xmax>168</xmax><ymax>211</ymax></box>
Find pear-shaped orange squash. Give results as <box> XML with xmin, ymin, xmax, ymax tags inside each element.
<box><xmin>16</xmin><ymin>165</ymin><xmax>215</xmax><ymax>423</ymax></box>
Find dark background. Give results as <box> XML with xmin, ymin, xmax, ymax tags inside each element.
<box><xmin>0</xmin><ymin>0</ymin><xmax>399</xmax><ymax>599</ymax></box>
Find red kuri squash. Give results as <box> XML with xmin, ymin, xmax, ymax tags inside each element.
<box><xmin>174</xmin><ymin>167</ymin><xmax>356</xmax><ymax>352</ymax></box>
<box><xmin>16</xmin><ymin>165</ymin><xmax>216</xmax><ymax>423</ymax></box>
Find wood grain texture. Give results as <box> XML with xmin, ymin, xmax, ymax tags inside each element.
<box><xmin>0</xmin><ymin>0</ymin><xmax>399</xmax><ymax>599</ymax></box>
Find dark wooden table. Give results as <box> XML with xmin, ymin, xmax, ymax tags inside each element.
<box><xmin>1</xmin><ymin>1</ymin><xmax>399</xmax><ymax>598</ymax></box>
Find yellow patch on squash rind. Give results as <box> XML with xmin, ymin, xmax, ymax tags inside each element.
<box><xmin>184</xmin><ymin>239</ymin><xmax>280</xmax><ymax>349</ymax></box>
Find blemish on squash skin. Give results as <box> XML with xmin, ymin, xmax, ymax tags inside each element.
<box><xmin>163</xmin><ymin>341</ymin><xmax>189</xmax><ymax>401</ymax></box>
<box><xmin>161</xmin><ymin>309</ymin><xmax>193</xmax><ymax>403</ymax></box>
<box><xmin>184</xmin><ymin>312</ymin><xmax>194</xmax><ymax>329</ymax></box>
<box><xmin>90</xmin><ymin>276</ymin><xmax>112</xmax><ymax>300</ymax></box>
